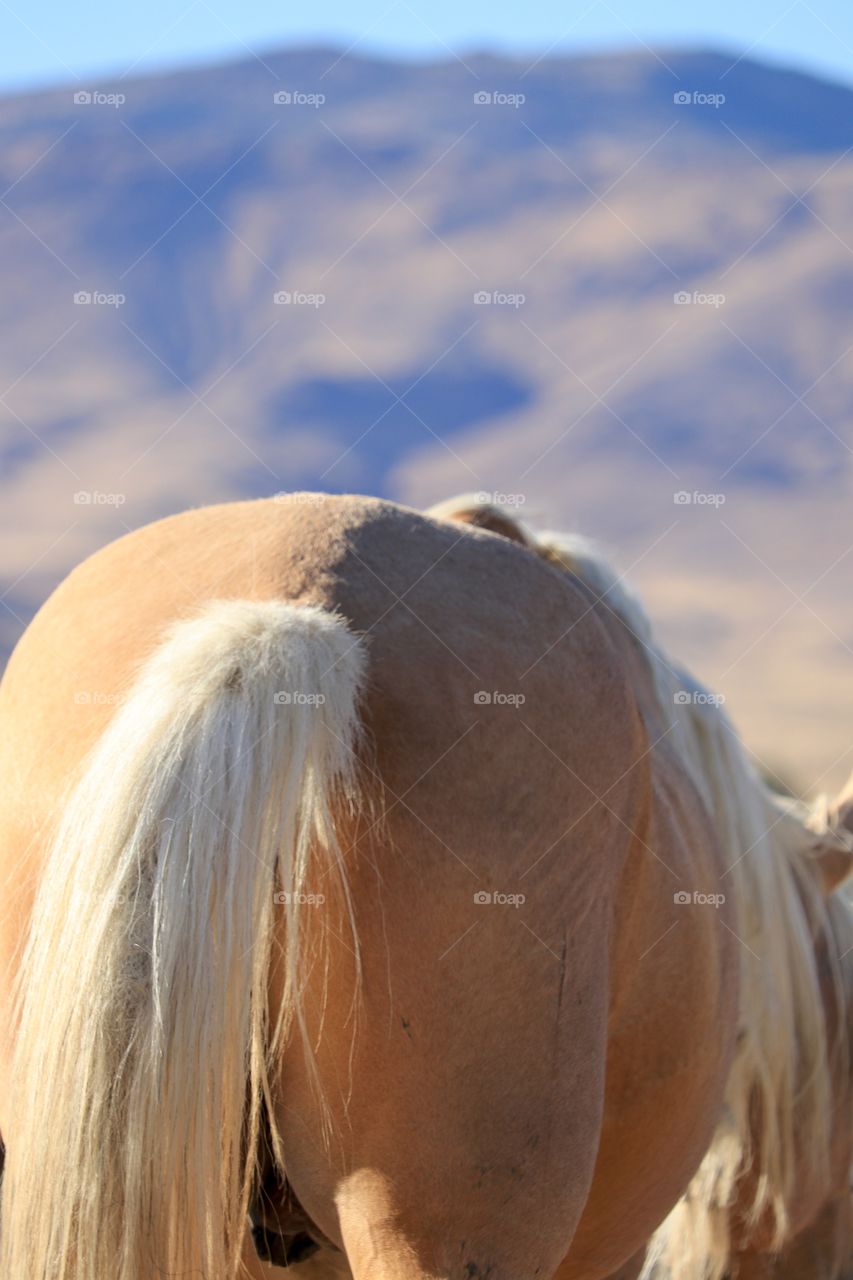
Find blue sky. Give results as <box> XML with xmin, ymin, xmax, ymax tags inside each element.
<box><xmin>3</xmin><ymin>0</ymin><xmax>853</xmax><ymax>91</ymax></box>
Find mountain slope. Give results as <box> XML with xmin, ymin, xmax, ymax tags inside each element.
<box><xmin>0</xmin><ymin>45</ymin><xmax>851</xmax><ymax>788</ymax></box>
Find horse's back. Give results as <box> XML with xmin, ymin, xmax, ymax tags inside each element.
<box><xmin>0</xmin><ymin>493</ymin><xmax>644</xmax><ymax>875</ymax></box>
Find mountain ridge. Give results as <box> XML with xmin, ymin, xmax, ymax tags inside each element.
<box><xmin>1</xmin><ymin>44</ymin><xmax>851</xmax><ymax>788</ymax></box>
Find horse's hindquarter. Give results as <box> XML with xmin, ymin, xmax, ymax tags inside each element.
<box><xmin>553</xmin><ymin>625</ymin><xmax>740</xmax><ymax>1279</ymax></box>
<box><xmin>0</xmin><ymin>494</ymin><xmax>735</xmax><ymax>1279</ymax></box>
<box><xmin>264</xmin><ymin>499</ymin><xmax>656</xmax><ymax>1275</ymax></box>
<box><xmin>571</xmin><ymin>777</ymin><xmax>737</xmax><ymax>1273</ymax></box>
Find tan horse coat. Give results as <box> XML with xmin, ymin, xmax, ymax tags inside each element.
<box><xmin>0</xmin><ymin>493</ymin><xmax>834</xmax><ymax>1279</ymax></box>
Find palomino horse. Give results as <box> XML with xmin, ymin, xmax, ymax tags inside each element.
<box><xmin>0</xmin><ymin>493</ymin><xmax>849</xmax><ymax>1280</ymax></box>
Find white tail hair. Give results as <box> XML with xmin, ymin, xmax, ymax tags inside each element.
<box><xmin>0</xmin><ymin>599</ymin><xmax>366</xmax><ymax>1280</ymax></box>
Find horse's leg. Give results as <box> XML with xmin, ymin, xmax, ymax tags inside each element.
<box><xmin>243</xmin><ymin>1242</ymin><xmax>652</xmax><ymax>1280</ymax></box>
<box><xmin>730</xmin><ymin>1195</ymin><xmax>853</xmax><ymax>1279</ymax></box>
<box><xmin>277</xmin><ymin>874</ymin><xmax>615</xmax><ymax>1280</ymax></box>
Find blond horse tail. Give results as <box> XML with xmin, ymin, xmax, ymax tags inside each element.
<box><xmin>0</xmin><ymin>599</ymin><xmax>365</xmax><ymax>1280</ymax></box>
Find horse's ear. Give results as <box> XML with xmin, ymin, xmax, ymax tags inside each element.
<box><xmin>427</xmin><ymin>494</ymin><xmax>531</xmax><ymax>547</ymax></box>
<box><xmin>809</xmin><ymin>837</ymin><xmax>853</xmax><ymax>896</ymax></box>
<box><xmin>810</xmin><ymin>772</ymin><xmax>853</xmax><ymax>895</ymax></box>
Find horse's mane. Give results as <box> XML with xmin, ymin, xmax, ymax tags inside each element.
<box><xmin>432</xmin><ymin>496</ymin><xmax>853</xmax><ymax>1279</ymax></box>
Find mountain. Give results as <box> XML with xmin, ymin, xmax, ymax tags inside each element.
<box><xmin>1</xmin><ymin>44</ymin><xmax>851</xmax><ymax>790</ymax></box>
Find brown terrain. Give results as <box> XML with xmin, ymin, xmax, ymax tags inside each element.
<box><xmin>1</xmin><ymin>44</ymin><xmax>852</xmax><ymax>790</ymax></box>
